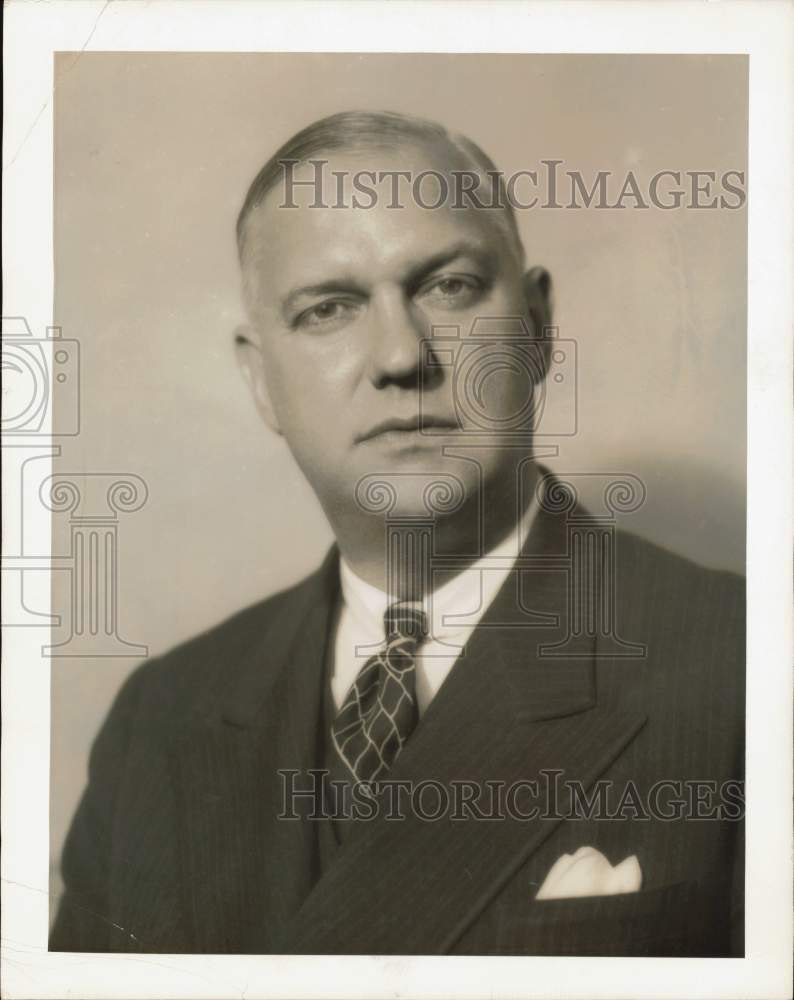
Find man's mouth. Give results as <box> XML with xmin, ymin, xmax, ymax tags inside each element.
<box><xmin>356</xmin><ymin>415</ymin><xmax>459</xmax><ymax>443</ymax></box>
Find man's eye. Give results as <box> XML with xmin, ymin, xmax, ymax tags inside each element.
<box><xmin>419</xmin><ymin>274</ymin><xmax>485</xmax><ymax>308</ymax></box>
<box><xmin>295</xmin><ymin>300</ymin><xmax>358</xmax><ymax>329</ymax></box>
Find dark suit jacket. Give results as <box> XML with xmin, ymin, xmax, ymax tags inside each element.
<box><xmin>50</xmin><ymin>493</ymin><xmax>745</xmax><ymax>956</ymax></box>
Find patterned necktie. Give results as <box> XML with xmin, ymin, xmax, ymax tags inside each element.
<box><xmin>331</xmin><ymin>601</ymin><xmax>427</xmax><ymax>784</ymax></box>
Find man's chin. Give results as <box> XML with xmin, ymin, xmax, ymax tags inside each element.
<box><xmin>349</xmin><ymin>450</ymin><xmax>476</xmax><ymax>520</ymax></box>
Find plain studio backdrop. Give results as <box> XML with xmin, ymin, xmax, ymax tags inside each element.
<box><xmin>49</xmin><ymin>53</ymin><xmax>746</xmax><ymax>902</ymax></box>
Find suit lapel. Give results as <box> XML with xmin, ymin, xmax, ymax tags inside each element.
<box><xmin>279</xmin><ymin>499</ymin><xmax>648</xmax><ymax>954</ymax></box>
<box><xmin>169</xmin><ymin>551</ymin><xmax>340</xmax><ymax>952</ymax></box>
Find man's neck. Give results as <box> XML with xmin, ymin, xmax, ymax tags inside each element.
<box><xmin>333</xmin><ymin>462</ymin><xmax>540</xmax><ymax>598</ymax></box>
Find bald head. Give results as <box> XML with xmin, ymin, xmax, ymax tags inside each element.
<box><xmin>236</xmin><ymin>110</ymin><xmax>524</xmax><ymax>267</ymax></box>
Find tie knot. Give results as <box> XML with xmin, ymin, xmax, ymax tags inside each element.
<box><xmin>384</xmin><ymin>601</ymin><xmax>427</xmax><ymax>643</ymax></box>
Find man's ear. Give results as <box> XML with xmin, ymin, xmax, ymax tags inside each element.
<box><xmin>233</xmin><ymin>325</ymin><xmax>283</xmax><ymax>436</ymax></box>
<box><xmin>523</xmin><ymin>265</ymin><xmax>553</xmax><ymax>333</ymax></box>
<box><xmin>522</xmin><ymin>266</ymin><xmax>554</xmax><ymax>378</ymax></box>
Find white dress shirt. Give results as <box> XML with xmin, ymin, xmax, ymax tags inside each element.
<box><xmin>331</xmin><ymin>495</ymin><xmax>540</xmax><ymax>715</ymax></box>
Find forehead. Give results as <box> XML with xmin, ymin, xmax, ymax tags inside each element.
<box><xmin>241</xmin><ymin>144</ymin><xmax>514</xmax><ymax>306</ymax></box>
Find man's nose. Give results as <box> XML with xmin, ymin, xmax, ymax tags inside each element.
<box><xmin>365</xmin><ymin>288</ymin><xmax>427</xmax><ymax>389</ymax></box>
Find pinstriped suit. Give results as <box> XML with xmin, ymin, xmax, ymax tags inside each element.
<box><xmin>49</xmin><ymin>483</ymin><xmax>744</xmax><ymax>955</ymax></box>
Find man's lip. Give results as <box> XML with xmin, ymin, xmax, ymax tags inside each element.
<box><xmin>356</xmin><ymin>416</ymin><xmax>458</xmax><ymax>442</ymax></box>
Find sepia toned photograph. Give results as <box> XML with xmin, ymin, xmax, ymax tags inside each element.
<box><xmin>43</xmin><ymin>50</ymin><xmax>747</xmax><ymax>957</ymax></box>
<box><xmin>2</xmin><ymin>3</ymin><xmax>792</xmax><ymax>997</ymax></box>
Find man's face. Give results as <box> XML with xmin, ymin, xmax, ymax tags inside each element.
<box><xmin>237</xmin><ymin>142</ymin><xmax>549</xmax><ymax>522</ymax></box>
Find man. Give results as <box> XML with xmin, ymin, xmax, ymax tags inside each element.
<box><xmin>50</xmin><ymin>111</ymin><xmax>744</xmax><ymax>956</ymax></box>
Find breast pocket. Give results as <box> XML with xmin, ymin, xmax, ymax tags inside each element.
<box><xmin>479</xmin><ymin>881</ymin><xmax>731</xmax><ymax>956</ymax></box>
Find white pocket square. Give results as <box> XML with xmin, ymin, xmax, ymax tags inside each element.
<box><xmin>536</xmin><ymin>847</ymin><xmax>642</xmax><ymax>900</ymax></box>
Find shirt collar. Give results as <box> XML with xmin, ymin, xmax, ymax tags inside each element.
<box><xmin>338</xmin><ymin>494</ymin><xmax>539</xmax><ymax>643</ymax></box>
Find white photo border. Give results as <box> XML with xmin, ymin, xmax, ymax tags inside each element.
<box><xmin>2</xmin><ymin>1</ymin><xmax>792</xmax><ymax>997</ymax></box>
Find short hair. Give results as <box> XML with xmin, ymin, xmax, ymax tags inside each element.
<box><xmin>236</xmin><ymin>109</ymin><xmax>524</xmax><ymax>264</ymax></box>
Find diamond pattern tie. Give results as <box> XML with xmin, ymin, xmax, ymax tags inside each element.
<box><xmin>331</xmin><ymin>601</ymin><xmax>427</xmax><ymax>784</ymax></box>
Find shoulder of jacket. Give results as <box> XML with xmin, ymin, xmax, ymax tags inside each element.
<box><xmin>119</xmin><ymin>549</ymin><xmax>337</xmax><ymax>708</ymax></box>
<box><xmin>614</xmin><ymin>527</ymin><xmax>744</xmax><ymax>592</ymax></box>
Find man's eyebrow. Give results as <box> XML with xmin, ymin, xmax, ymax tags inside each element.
<box><xmin>282</xmin><ymin>280</ymin><xmax>365</xmax><ymax>316</ymax></box>
<box><xmin>404</xmin><ymin>241</ymin><xmax>496</xmax><ymax>289</ymax></box>
<box><xmin>280</xmin><ymin>241</ymin><xmax>496</xmax><ymax>317</ymax></box>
